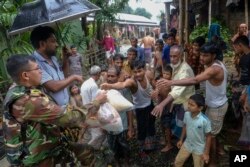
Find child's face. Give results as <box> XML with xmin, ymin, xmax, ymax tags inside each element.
<box><xmin>71</xmin><ymin>85</ymin><xmax>79</xmax><ymax>95</ymax></box>
<box><xmin>187</xmin><ymin>99</ymin><xmax>202</xmax><ymax>113</ymax></box>
<box><xmin>192</xmin><ymin>42</ymin><xmax>200</xmax><ymax>52</ymax></box>
<box><xmin>162</xmin><ymin>71</ymin><xmax>172</xmax><ymax>80</ymax></box>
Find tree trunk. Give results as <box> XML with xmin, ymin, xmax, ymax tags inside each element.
<box><xmin>178</xmin><ymin>0</ymin><xmax>184</xmax><ymax>45</ymax></box>
<box><xmin>245</xmin><ymin>0</ymin><xmax>249</xmax><ymax>27</ymax></box>
<box><xmin>184</xmin><ymin>0</ymin><xmax>189</xmax><ymax>44</ymax></box>
<box><xmin>208</xmin><ymin>0</ymin><xmax>212</xmax><ymax>26</ymax></box>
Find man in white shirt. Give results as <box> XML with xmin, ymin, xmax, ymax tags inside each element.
<box><xmin>81</xmin><ymin>65</ymin><xmax>101</xmax><ymax>104</ymax></box>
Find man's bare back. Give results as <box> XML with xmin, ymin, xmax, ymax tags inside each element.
<box><xmin>141</xmin><ymin>35</ymin><xmax>155</xmax><ymax>49</ymax></box>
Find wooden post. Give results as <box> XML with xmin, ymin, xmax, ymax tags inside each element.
<box><xmin>245</xmin><ymin>0</ymin><xmax>249</xmax><ymax>26</ymax></box>
<box><xmin>165</xmin><ymin>2</ymin><xmax>171</xmax><ymax>32</ymax></box>
<box><xmin>208</xmin><ymin>0</ymin><xmax>212</xmax><ymax>26</ymax></box>
<box><xmin>179</xmin><ymin>0</ymin><xmax>183</xmax><ymax>45</ymax></box>
<box><xmin>184</xmin><ymin>0</ymin><xmax>189</xmax><ymax>44</ymax></box>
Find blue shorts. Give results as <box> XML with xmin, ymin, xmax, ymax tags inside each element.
<box><xmin>161</xmin><ymin>106</ymin><xmax>173</xmax><ymax>128</ymax></box>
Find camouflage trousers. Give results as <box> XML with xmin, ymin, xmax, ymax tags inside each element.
<box><xmin>32</xmin><ymin>143</ymin><xmax>95</xmax><ymax>167</ymax></box>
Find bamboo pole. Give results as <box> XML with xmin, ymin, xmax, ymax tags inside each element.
<box><xmin>165</xmin><ymin>2</ymin><xmax>171</xmax><ymax>32</ymax></box>
<box><xmin>178</xmin><ymin>0</ymin><xmax>183</xmax><ymax>45</ymax></box>
<box><xmin>184</xmin><ymin>0</ymin><xmax>189</xmax><ymax>44</ymax></box>
<box><xmin>208</xmin><ymin>0</ymin><xmax>212</xmax><ymax>26</ymax></box>
<box><xmin>245</xmin><ymin>0</ymin><xmax>249</xmax><ymax>27</ymax></box>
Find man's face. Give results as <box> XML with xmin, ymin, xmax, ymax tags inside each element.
<box><xmin>43</xmin><ymin>34</ymin><xmax>58</xmax><ymax>57</ymax></box>
<box><xmin>199</xmin><ymin>52</ymin><xmax>214</xmax><ymax>65</ymax></box>
<box><xmin>233</xmin><ymin>44</ymin><xmax>243</xmax><ymax>54</ymax></box>
<box><xmin>127</xmin><ymin>51</ymin><xmax>137</xmax><ymax>63</ymax></box>
<box><xmin>107</xmin><ymin>70</ymin><xmax>119</xmax><ymax>84</ymax></box>
<box><xmin>192</xmin><ymin>42</ymin><xmax>200</xmax><ymax>52</ymax></box>
<box><xmin>167</xmin><ymin>37</ymin><xmax>174</xmax><ymax>46</ymax></box>
<box><xmin>114</xmin><ymin>58</ymin><xmax>123</xmax><ymax>70</ymax></box>
<box><xmin>170</xmin><ymin>49</ymin><xmax>181</xmax><ymax>65</ymax></box>
<box><xmin>130</xmin><ymin>39</ymin><xmax>137</xmax><ymax>47</ymax></box>
<box><xmin>133</xmin><ymin>68</ymin><xmax>145</xmax><ymax>81</ymax></box>
<box><xmin>24</xmin><ymin>61</ymin><xmax>42</xmax><ymax>86</ymax></box>
<box><xmin>239</xmin><ymin>24</ymin><xmax>247</xmax><ymax>34</ymax></box>
<box><xmin>71</xmin><ymin>47</ymin><xmax>77</xmax><ymax>54</ymax></box>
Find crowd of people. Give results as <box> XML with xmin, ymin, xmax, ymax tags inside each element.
<box><xmin>1</xmin><ymin>21</ymin><xmax>250</xmax><ymax>167</ymax></box>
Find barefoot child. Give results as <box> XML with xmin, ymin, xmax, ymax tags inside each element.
<box><xmin>69</xmin><ymin>84</ymin><xmax>84</xmax><ymax>108</ymax></box>
<box><xmin>151</xmin><ymin>64</ymin><xmax>173</xmax><ymax>152</ymax></box>
<box><xmin>175</xmin><ymin>94</ymin><xmax>211</xmax><ymax>167</ymax></box>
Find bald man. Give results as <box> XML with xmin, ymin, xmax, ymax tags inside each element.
<box><xmin>231</xmin><ymin>23</ymin><xmax>250</xmax><ymax>43</ymax></box>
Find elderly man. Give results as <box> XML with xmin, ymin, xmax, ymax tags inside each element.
<box><xmin>30</xmin><ymin>26</ymin><xmax>82</xmax><ymax>106</ymax></box>
<box><xmin>81</xmin><ymin>65</ymin><xmax>101</xmax><ymax>105</ymax></box>
<box><xmin>159</xmin><ymin>43</ymin><xmax>228</xmax><ymax>166</ymax></box>
<box><xmin>152</xmin><ymin>45</ymin><xmax>195</xmax><ymax>148</ymax></box>
<box><xmin>231</xmin><ymin>23</ymin><xmax>250</xmax><ymax>43</ymax></box>
<box><xmin>80</xmin><ymin>65</ymin><xmax>106</xmax><ymax>149</ymax></box>
<box><xmin>3</xmin><ymin>55</ymin><xmax>106</xmax><ymax>167</ymax></box>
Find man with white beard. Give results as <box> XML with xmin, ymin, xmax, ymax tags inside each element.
<box><xmin>152</xmin><ymin>45</ymin><xmax>195</xmax><ymax>140</ymax></box>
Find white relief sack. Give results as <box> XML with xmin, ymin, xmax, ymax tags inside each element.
<box><xmin>97</xmin><ymin>102</ymin><xmax>123</xmax><ymax>133</ymax></box>
<box><xmin>107</xmin><ymin>89</ymin><xmax>134</xmax><ymax>112</ymax></box>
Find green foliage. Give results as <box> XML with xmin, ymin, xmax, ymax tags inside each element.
<box><xmin>121</xmin><ymin>4</ymin><xmax>152</xmax><ymax>19</ymax></box>
<box><xmin>56</xmin><ymin>21</ymin><xmax>87</xmax><ymax>53</ymax></box>
<box><xmin>134</xmin><ymin>7</ymin><xmax>152</xmax><ymax>19</ymax></box>
<box><xmin>189</xmin><ymin>23</ymin><xmax>232</xmax><ymax>44</ymax></box>
<box><xmin>189</xmin><ymin>25</ymin><xmax>209</xmax><ymax>42</ymax></box>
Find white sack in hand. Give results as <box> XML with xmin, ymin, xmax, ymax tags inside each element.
<box><xmin>107</xmin><ymin>89</ymin><xmax>134</xmax><ymax>112</ymax></box>
<box><xmin>97</xmin><ymin>102</ymin><xmax>123</xmax><ymax>133</ymax></box>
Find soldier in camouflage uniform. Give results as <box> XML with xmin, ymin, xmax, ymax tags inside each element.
<box><xmin>2</xmin><ymin>55</ymin><xmax>107</xmax><ymax>167</ymax></box>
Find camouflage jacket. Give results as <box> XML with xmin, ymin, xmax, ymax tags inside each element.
<box><xmin>2</xmin><ymin>85</ymin><xmax>100</xmax><ymax>166</ymax></box>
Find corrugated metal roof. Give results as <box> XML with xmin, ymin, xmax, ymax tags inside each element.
<box><xmin>87</xmin><ymin>13</ymin><xmax>158</xmax><ymax>27</ymax></box>
<box><xmin>115</xmin><ymin>13</ymin><xmax>157</xmax><ymax>25</ymax></box>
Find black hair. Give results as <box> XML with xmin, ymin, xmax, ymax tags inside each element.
<box><xmin>127</xmin><ymin>47</ymin><xmax>138</xmax><ymax>56</ymax></box>
<box><xmin>70</xmin><ymin>45</ymin><xmax>76</xmax><ymax>49</ymax></box>
<box><xmin>113</xmin><ymin>53</ymin><xmax>124</xmax><ymax>61</ymax></box>
<box><xmin>6</xmin><ymin>55</ymin><xmax>36</xmax><ymax>83</ymax></box>
<box><xmin>189</xmin><ymin>94</ymin><xmax>205</xmax><ymax>107</ymax></box>
<box><xmin>131</xmin><ymin>60</ymin><xmax>145</xmax><ymax>70</ymax></box>
<box><xmin>193</xmin><ymin>36</ymin><xmax>205</xmax><ymax>47</ymax></box>
<box><xmin>162</xmin><ymin>33</ymin><xmax>168</xmax><ymax>40</ymax></box>
<box><xmin>162</xmin><ymin>64</ymin><xmax>173</xmax><ymax>74</ymax></box>
<box><xmin>30</xmin><ymin>26</ymin><xmax>55</xmax><ymax>49</ymax></box>
<box><xmin>69</xmin><ymin>84</ymin><xmax>80</xmax><ymax>95</ymax></box>
<box><xmin>200</xmin><ymin>42</ymin><xmax>219</xmax><ymax>55</ymax></box>
<box><xmin>233</xmin><ymin>35</ymin><xmax>249</xmax><ymax>46</ymax></box>
<box><xmin>130</xmin><ymin>37</ymin><xmax>138</xmax><ymax>42</ymax></box>
<box><xmin>156</xmin><ymin>39</ymin><xmax>164</xmax><ymax>46</ymax></box>
<box><xmin>170</xmin><ymin>28</ymin><xmax>177</xmax><ymax>36</ymax></box>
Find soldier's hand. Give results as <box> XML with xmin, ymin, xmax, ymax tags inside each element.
<box><xmin>95</xmin><ymin>91</ymin><xmax>107</xmax><ymax>104</ymax></box>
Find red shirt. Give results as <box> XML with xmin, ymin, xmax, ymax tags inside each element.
<box><xmin>102</xmin><ymin>36</ymin><xmax>115</xmax><ymax>52</ymax></box>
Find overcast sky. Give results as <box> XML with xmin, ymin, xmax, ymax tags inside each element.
<box><xmin>128</xmin><ymin>0</ymin><xmax>166</xmax><ymax>22</ymax></box>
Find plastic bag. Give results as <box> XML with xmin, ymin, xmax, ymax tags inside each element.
<box><xmin>107</xmin><ymin>89</ymin><xmax>134</xmax><ymax>112</ymax></box>
<box><xmin>98</xmin><ymin>102</ymin><xmax>123</xmax><ymax>133</ymax></box>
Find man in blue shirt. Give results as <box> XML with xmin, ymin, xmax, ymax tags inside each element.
<box><xmin>162</xmin><ymin>33</ymin><xmax>175</xmax><ymax>65</ymax></box>
<box><xmin>130</xmin><ymin>37</ymin><xmax>144</xmax><ymax>62</ymax></box>
<box><xmin>30</xmin><ymin>26</ymin><xmax>83</xmax><ymax>106</ymax></box>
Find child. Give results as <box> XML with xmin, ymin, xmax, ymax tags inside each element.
<box><xmin>151</xmin><ymin>64</ymin><xmax>173</xmax><ymax>152</ymax></box>
<box><xmin>153</xmin><ymin>39</ymin><xmax>164</xmax><ymax>71</ymax></box>
<box><xmin>175</xmin><ymin>94</ymin><xmax>212</xmax><ymax>167</ymax></box>
<box><xmin>69</xmin><ymin>84</ymin><xmax>84</xmax><ymax>109</ymax></box>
